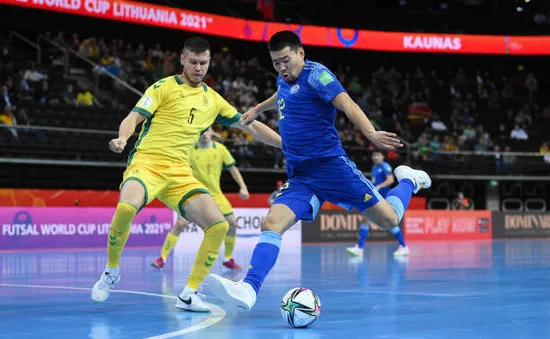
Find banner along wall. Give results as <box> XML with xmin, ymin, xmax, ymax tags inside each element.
<box><xmin>2</xmin><ymin>0</ymin><xmax>550</xmax><ymax>55</ymax></box>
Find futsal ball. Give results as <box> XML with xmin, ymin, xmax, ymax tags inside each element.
<box><xmin>280</xmin><ymin>287</ymin><xmax>321</xmax><ymax>328</ymax></box>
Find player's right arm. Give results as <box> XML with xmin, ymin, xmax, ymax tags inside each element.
<box><xmin>109</xmin><ymin>111</ymin><xmax>146</xmax><ymax>153</ymax></box>
<box><xmin>109</xmin><ymin>82</ymin><xmax>165</xmax><ymax>153</ymax></box>
<box><xmin>240</xmin><ymin>91</ymin><xmax>278</xmax><ymax>125</ymax></box>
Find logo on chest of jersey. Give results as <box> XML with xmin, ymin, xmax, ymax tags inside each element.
<box><xmin>290</xmin><ymin>84</ymin><xmax>300</xmax><ymax>94</ymax></box>
<box><xmin>203</xmin><ymin>95</ymin><xmax>209</xmax><ymax>106</ymax></box>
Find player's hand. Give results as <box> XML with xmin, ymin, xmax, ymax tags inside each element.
<box><xmin>109</xmin><ymin>138</ymin><xmax>127</xmax><ymax>153</ymax></box>
<box><xmin>240</xmin><ymin>108</ymin><xmax>260</xmax><ymax>126</ymax></box>
<box><xmin>366</xmin><ymin>131</ymin><xmax>403</xmax><ymax>150</ymax></box>
<box><xmin>239</xmin><ymin>187</ymin><xmax>250</xmax><ymax>200</ymax></box>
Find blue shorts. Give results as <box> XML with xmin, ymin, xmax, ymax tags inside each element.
<box><xmin>273</xmin><ymin>155</ymin><xmax>383</xmax><ymax>222</ymax></box>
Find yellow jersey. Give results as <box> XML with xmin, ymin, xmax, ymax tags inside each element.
<box><xmin>189</xmin><ymin>141</ymin><xmax>236</xmax><ymax>195</ymax></box>
<box><xmin>128</xmin><ymin>75</ymin><xmax>241</xmax><ymax>167</ymax></box>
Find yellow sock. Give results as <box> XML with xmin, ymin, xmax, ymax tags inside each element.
<box><xmin>161</xmin><ymin>232</ymin><xmax>179</xmax><ymax>260</ymax></box>
<box><xmin>224</xmin><ymin>235</ymin><xmax>236</xmax><ymax>260</ymax></box>
<box><xmin>107</xmin><ymin>202</ymin><xmax>137</xmax><ymax>268</ymax></box>
<box><xmin>186</xmin><ymin>220</ymin><xmax>229</xmax><ymax>290</ymax></box>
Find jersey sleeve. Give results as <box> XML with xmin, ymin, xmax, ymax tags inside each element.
<box><xmin>307</xmin><ymin>64</ymin><xmax>346</xmax><ymax>103</ymax></box>
<box><xmin>212</xmin><ymin>90</ymin><xmax>243</xmax><ymax>127</ymax></box>
<box><xmin>220</xmin><ymin>144</ymin><xmax>236</xmax><ymax>168</ymax></box>
<box><xmin>132</xmin><ymin>81</ymin><xmax>166</xmax><ymax>118</ymax></box>
<box><xmin>382</xmin><ymin>162</ymin><xmax>393</xmax><ymax>176</ymax></box>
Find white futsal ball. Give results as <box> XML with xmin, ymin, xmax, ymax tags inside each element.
<box><xmin>280</xmin><ymin>287</ymin><xmax>321</xmax><ymax>328</ymax></box>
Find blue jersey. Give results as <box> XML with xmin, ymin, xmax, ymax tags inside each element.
<box><xmin>276</xmin><ymin>60</ymin><xmax>346</xmax><ymax>176</ymax></box>
<box><xmin>371</xmin><ymin>161</ymin><xmax>393</xmax><ymax>197</ymax></box>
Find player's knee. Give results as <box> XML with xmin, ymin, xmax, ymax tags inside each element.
<box><xmin>261</xmin><ymin>214</ymin><xmax>285</xmax><ymax>234</ymax></box>
<box><xmin>377</xmin><ymin>213</ymin><xmax>399</xmax><ymax>230</ymax></box>
<box><xmin>205</xmin><ymin>220</ymin><xmax>229</xmax><ymax>237</ymax></box>
<box><xmin>173</xmin><ymin>219</ymin><xmax>187</xmax><ymax>235</ymax></box>
<box><xmin>226</xmin><ymin>220</ymin><xmax>237</xmax><ymax>236</ymax></box>
<box><xmin>116</xmin><ymin>201</ymin><xmax>138</xmax><ymax>218</ymax></box>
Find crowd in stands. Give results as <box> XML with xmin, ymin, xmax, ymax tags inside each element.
<box><xmin>1</xmin><ymin>30</ymin><xmax>549</xmax><ymax>172</ymax></box>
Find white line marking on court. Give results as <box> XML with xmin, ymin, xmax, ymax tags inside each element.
<box><xmin>0</xmin><ymin>283</ymin><xmax>226</xmax><ymax>339</ymax></box>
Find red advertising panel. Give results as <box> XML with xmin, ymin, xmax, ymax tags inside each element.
<box><xmin>0</xmin><ymin>189</ymin><xmax>426</xmax><ymax>209</ymax></box>
<box><xmin>2</xmin><ymin>0</ymin><xmax>550</xmax><ymax>55</ymax></box>
<box><xmin>404</xmin><ymin>210</ymin><xmax>492</xmax><ymax>241</ymax></box>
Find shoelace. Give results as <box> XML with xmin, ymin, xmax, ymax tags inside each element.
<box><xmin>99</xmin><ymin>273</ymin><xmax>118</xmax><ymax>289</ymax></box>
<box><xmin>195</xmin><ymin>291</ymin><xmax>207</xmax><ymax>299</ymax></box>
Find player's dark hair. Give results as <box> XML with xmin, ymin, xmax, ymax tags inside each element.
<box><xmin>372</xmin><ymin>149</ymin><xmax>386</xmax><ymax>155</ymax></box>
<box><xmin>183</xmin><ymin>36</ymin><xmax>210</xmax><ymax>54</ymax></box>
<box><xmin>268</xmin><ymin>30</ymin><xmax>302</xmax><ymax>52</ymax></box>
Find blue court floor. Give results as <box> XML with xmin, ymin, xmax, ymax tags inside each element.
<box><xmin>2</xmin><ymin>240</ymin><xmax>550</xmax><ymax>339</ymax></box>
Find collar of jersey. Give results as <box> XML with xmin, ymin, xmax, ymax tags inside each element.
<box><xmin>173</xmin><ymin>75</ymin><xmax>208</xmax><ymax>92</ymax></box>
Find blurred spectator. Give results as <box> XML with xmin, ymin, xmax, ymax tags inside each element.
<box><xmin>452</xmin><ymin>192</ymin><xmax>473</xmax><ymax>210</ymax></box>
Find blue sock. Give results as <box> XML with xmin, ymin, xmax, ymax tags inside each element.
<box><xmin>385</xmin><ymin>179</ymin><xmax>414</xmax><ymax>248</ymax></box>
<box><xmin>357</xmin><ymin>224</ymin><xmax>369</xmax><ymax>249</ymax></box>
<box><xmin>391</xmin><ymin>226</ymin><xmax>406</xmax><ymax>247</ymax></box>
<box><xmin>243</xmin><ymin>231</ymin><xmax>282</xmax><ymax>294</ymax></box>
<box><xmin>385</xmin><ymin>179</ymin><xmax>414</xmax><ymax>223</ymax></box>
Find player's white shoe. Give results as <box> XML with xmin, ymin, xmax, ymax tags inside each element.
<box><xmin>394</xmin><ymin>166</ymin><xmax>431</xmax><ymax>194</ymax></box>
<box><xmin>393</xmin><ymin>246</ymin><xmax>410</xmax><ymax>256</ymax></box>
<box><xmin>208</xmin><ymin>274</ymin><xmax>257</xmax><ymax>312</ymax></box>
<box><xmin>346</xmin><ymin>245</ymin><xmax>364</xmax><ymax>256</ymax></box>
<box><xmin>91</xmin><ymin>268</ymin><xmax>120</xmax><ymax>302</ymax></box>
<box><xmin>175</xmin><ymin>287</ymin><xmax>210</xmax><ymax>312</ymax></box>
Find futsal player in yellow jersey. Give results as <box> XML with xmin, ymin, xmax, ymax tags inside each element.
<box><xmin>91</xmin><ymin>36</ymin><xmax>281</xmax><ymax>312</ymax></box>
<box><xmin>152</xmin><ymin>128</ymin><xmax>249</xmax><ymax>270</ymax></box>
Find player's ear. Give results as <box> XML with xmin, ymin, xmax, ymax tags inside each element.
<box><xmin>298</xmin><ymin>47</ymin><xmax>305</xmax><ymax>59</ymax></box>
<box><xmin>180</xmin><ymin>53</ymin><xmax>185</xmax><ymax>66</ymax></box>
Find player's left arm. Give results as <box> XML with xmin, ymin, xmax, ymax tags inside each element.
<box><xmin>231</xmin><ymin>120</ymin><xmax>282</xmax><ymax>149</ymax></box>
<box><xmin>332</xmin><ymin>92</ymin><xmax>402</xmax><ymax>150</ymax></box>
<box><xmin>227</xmin><ymin>166</ymin><xmax>249</xmax><ymax>200</ymax></box>
<box><xmin>221</xmin><ymin>145</ymin><xmax>249</xmax><ymax>200</ymax></box>
<box><xmin>308</xmin><ymin>66</ymin><xmax>402</xmax><ymax>150</ymax></box>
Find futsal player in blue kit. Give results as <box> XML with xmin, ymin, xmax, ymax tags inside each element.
<box><xmin>209</xmin><ymin>30</ymin><xmax>430</xmax><ymax>311</ymax></box>
<box><xmin>347</xmin><ymin>150</ymin><xmax>411</xmax><ymax>257</ymax></box>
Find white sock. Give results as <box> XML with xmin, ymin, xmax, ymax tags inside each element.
<box><xmin>105</xmin><ymin>266</ymin><xmax>120</xmax><ymax>276</ymax></box>
<box><xmin>182</xmin><ymin>285</ymin><xmax>196</xmax><ymax>295</ymax></box>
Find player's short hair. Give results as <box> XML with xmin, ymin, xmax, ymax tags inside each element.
<box><xmin>183</xmin><ymin>36</ymin><xmax>210</xmax><ymax>54</ymax></box>
<box><xmin>372</xmin><ymin>149</ymin><xmax>386</xmax><ymax>155</ymax></box>
<box><xmin>268</xmin><ymin>30</ymin><xmax>302</xmax><ymax>52</ymax></box>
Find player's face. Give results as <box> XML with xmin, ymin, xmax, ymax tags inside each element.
<box><xmin>270</xmin><ymin>46</ymin><xmax>305</xmax><ymax>83</ymax></box>
<box><xmin>200</xmin><ymin>129</ymin><xmax>213</xmax><ymax>143</ymax></box>
<box><xmin>181</xmin><ymin>50</ymin><xmax>210</xmax><ymax>86</ymax></box>
<box><xmin>372</xmin><ymin>152</ymin><xmax>383</xmax><ymax>164</ymax></box>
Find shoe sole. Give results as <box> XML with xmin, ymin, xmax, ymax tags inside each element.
<box><xmin>346</xmin><ymin>248</ymin><xmax>362</xmax><ymax>256</ymax></box>
<box><xmin>209</xmin><ymin>275</ymin><xmax>251</xmax><ymax>312</ymax></box>
<box><xmin>393</xmin><ymin>252</ymin><xmax>410</xmax><ymax>257</ymax></box>
<box><xmin>175</xmin><ymin>301</ymin><xmax>211</xmax><ymax>313</ymax></box>
<box><xmin>151</xmin><ymin>262</ymin><xmax>163</xmax><ymax>270</ymax></box>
